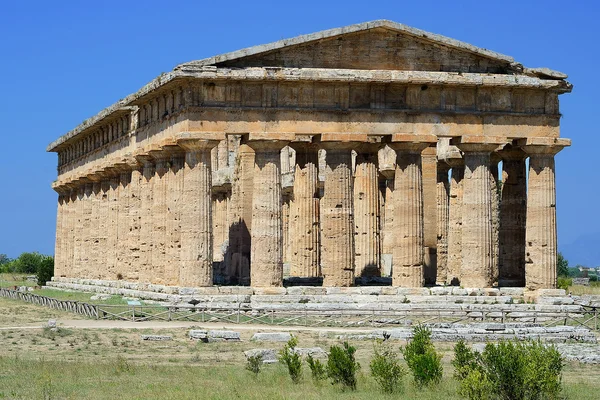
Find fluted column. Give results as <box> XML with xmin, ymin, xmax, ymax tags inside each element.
<box><xmin>320</xmin><ymin>143</ymin><xmax>356</xmax><ymax>287</ymax></box>
<box><xmin>523</xmin><ymin>143</ymin><xmax>567</xmax><ymax>289</ymax></box>
<box><xmin>353</xmin><ymin>146</ymin><xmax>381</xmax><ymax>278</ymax></box>
<box><xmin>498</xmin><ymin>146</ymin><xmax>527</xmax><ymax>286</ymax></box>
<box><xmin>98</xmin><ymin>178</ymin><xmax>111</xmax><ymax>279</ymax></box>
<box><xmin>380</xmin><ymin>175</ymin><xmax>395</xmax><ymax>277</ymax></box>
<box><xmin>66</xmin><ymin>188</ymin><xmax>78</xmax><ymax>277</ymax></box>
<box><xmin>289</xmin><ymin>144</ymin><xmax>320</xmax><ymax>277</ymax></box>
<box><xmin>87</xmin><ymin>177</ymin><xmax>102</xmax><ymax>279</ymax></box>
<box><xmin>436</xmin><ymin>162</ymin><xmax>450</xmax><ymax>285</ymax></box>
<box><xmin>457</xmin><ymin>143</ymin><xmax>499</xmax><ymax>288</ymax></box>
<box><xmin>107</xmin><ymin>170</ymin><xmax>121</xmax><ymax>280</ymax></box>
<box><xmin>282</xmin><ymin>195</ymin><xmax>291</xmax><ymax>266</ymax></box>
<box><xmin>136</xmin><ymin>155</ymin><xmax>154</xmax><ymax>284</ymax></box>
<box><xmin>148</xmin><ymin>151</ymin><xmax>170</xmax><ymax>284</ymax></box>
<box><xmin>178</xmin><ymin>139</ymin><xmax>220</xmax><ymax>287</ymax></box>
<box><xmin>446</xmin><ymin>161</ymin><xmax>464</xmax><ymax>285</ymax></box>
<box><xmin>72</xmin><ymin>183</ymin><xmax>86</xmax><ymax>278</ymax></box>
<box><xmin>490</xmin><ymin>154</ymin><xmax>501</xmax><ymax>287</ymax></box>
<box><xmin>165</xmin><ymin>148</ymin><xmax>185</xmax><ymax>286</ymax></box>
<box><xmin>127</xmin><ymin>160</ymin><xmax>143</xmax><ymax>281</ymax></box>
<box><xmin>81</xmin><ymin>182</ymin><xmax>94</xmax><ymax>279</ymax></box>
<box><xmin>53</xmin><ymin>190</ymin><xmax>66</xmax><ymax>278</ymax></box>
<box><xmin>115</xmin><ymin>165</ymin><xmax>131</xmax><ymax>279</ymax></box>
<box><xmin>212</xmin><ymin>192</ymin><xmax>229</xmax><ymax>264</ymax></box>
<box><xmin>390</xmin><ymin>143</ymin><xmax>427</xmax><ymax>287</ymax></box>
<box><xmin>247</xmin><ymin>140</ymin><xmax>288</xmax><ymax>287</ymax></box>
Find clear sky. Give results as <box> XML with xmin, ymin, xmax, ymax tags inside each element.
<box><xmin>0</xmin><ymin>1</ymin><xmax>597</xmax><ymax>265</ymax></box>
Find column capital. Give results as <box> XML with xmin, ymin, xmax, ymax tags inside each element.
<box><xmin>389</xmin><ymin>134</ymin><xmax>435</xmax><ymax>153</ymax></box>
<box><xmin>516</xmin><ymin>137</ymin><xmax>571</xmax><ymax>156</ymax></box>
<box><xmin>498</xmin><ymin>143</ymin><xmax>527</xmax><ymax>161</ymax></box>
<box><xmin>452</xmin><ymin>136</ymin><xmax>507</xmax><ymax>153</ymax></box>
<box><xmin>134</xmin><ymin>153</ymin><xmax>154</xmax><ymax>168</ymax></box>
<box><xmin>244</xmin><ymin>139</ymin><xmax>290</xmax><ymax>152</ymax></box>
<box><xmin>177</xmin><ymin>138</ymin><xmax>221</xmax><ymax>152</ymax></box>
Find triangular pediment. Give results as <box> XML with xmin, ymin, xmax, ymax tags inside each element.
<box><xmin>178</xmin><ymin>20</ymin><xmax>520</xmax><ymax>74</ymax></box>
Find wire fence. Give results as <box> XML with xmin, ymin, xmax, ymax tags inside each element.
<box><xmin>1</xmin><ymin>287</ymin><xmax>598</xmax><ymax>331</ymax></box>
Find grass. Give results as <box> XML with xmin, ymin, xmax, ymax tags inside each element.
<box><xmin>569</xmin><ymin>282</ymin><xmax>600</xmax><ymax>295</ymax></box>
<box><xmin>0</xmin><ymin>272</ymin><xmax>36</xmax><ymax>288</ymax></box>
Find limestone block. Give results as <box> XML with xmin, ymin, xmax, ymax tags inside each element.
<box><xmin>244</xmin><ymin>348</ymin><xmax>278</xmax><ymax>364</ymax></box>
<box><xmin>293</xmin><ymin>347</ymin><xmax>327</xmax><ymax>358</ymax></box>
<box><xmin>251</xmin><ymin>332</ymin><xmax>292</xmax><ymax>342</ymax></box>
<box><xmin>141</xmin><ymin>335</ymin><xmax>172</xmax><ymax>341</ymax></box>
<box><xmin>254</xmin><ymin>287</ymin><xmax>287</xmax><ymax>295</ymax></box>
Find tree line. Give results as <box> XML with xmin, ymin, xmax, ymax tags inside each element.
<box><xmin>0</xmin><ymin>252</ymin><xmax>54</xmax><ymax>286</ymax></box>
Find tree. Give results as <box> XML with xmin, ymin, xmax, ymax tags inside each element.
<box><xmin>0</xmin><ymin>254</ymin><xmax>10</xmax><ymax>265</ymax></box>
<box><xmin>10</xmin><ymin>252</ymin><xmax>45</xmax><ymax>274</ymax></box>
<box><xmin>37</xmin><ymin>256</ymin><xmax>54</xmax><ymax>286</ymax></box>
<box><xmin>557</xmin><ymin>252</ymin><xmax>569</xmax><ymax>277</ymax></box>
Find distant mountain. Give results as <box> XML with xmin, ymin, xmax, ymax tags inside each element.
<box><xmin>561</xmin><ymin>232</ymin><xmax>600</xmax><ymax>267</ymax></box>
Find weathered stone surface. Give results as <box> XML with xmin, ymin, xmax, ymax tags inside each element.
<box><xmin>244</xmin><ymin>348</ymin><xmax>278</xmax><ymax>364</ymax></box>
<box><xmin>141</xmin><ymin>335</ymin><xmax>172</xmax><ymax>341</ymax></box>
<box><xmin>251</xmin><ymin>332</ymin><xmax>292</xmax><ymax>342</ymax></box>
<box><xmin>189</xmin><ymin>329</ymin><xmax>241</xmax><ymax>342</ymax></box>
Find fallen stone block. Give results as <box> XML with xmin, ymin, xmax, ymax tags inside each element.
<box><xmin>293</xmin><ymin>347</ymin><xmax>327</xmax><ymax>358</ymax></box>
<box><xmin>251</xmin><ymin>332</ymin><xmax>292</xmax><ymax>342</ymax></box>
<box><xmin>141</xmin><ymin>335</ymin><xmax>172</xmax><ymax>341</ymax></box>
<box><xmin>244</xmin><ymin>348</ymin><xmax>278</xmax><ymax>364</ymax></box>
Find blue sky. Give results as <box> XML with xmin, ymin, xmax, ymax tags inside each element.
<box><xmin>0</xmin><ymin>1</ymin><xmax>597</xmax><ymax>265</ymax></box>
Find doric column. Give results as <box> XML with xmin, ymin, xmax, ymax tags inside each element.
<box><xmin>212</xmin><ymin>192</ymin><xmax>229</xmax><ymax>264</ymax></box>
<box><xmin>115</xmin><ymin>164</ymin><xmax>132</xmax><ymax>280</ymax></box>
<box><xmin>380</xmin><ymin>174</ymin><xmax>395</xmax><ymax>277</ymax></box>
<box><xmin>446</xmin><ymin>160</ymin><xmax>464</xmax><ymax>285</ymax></box>
<box><xmin>289</xmin><ymin>142</ymin><xmax>320</xmax><ymax>278</ymax></box>
<box><xmin>81</xmin><ymin>181</ymin><xmax>94</xmax><ymax>279</ymax></box>
<box><xmin>282</xmin><ymin>195</ymin><xmax>291</xmax><ymax>266</ymax></box>
<box><xmin>226</xmin><ymin>143</ymin><xmax>254</xmax><ymax>285</ymax></box>
<box><xmin>98</xmin><ymin>178</ymin><xmax>111</xmax><ymax>279</ymax></box>
<box><xmin>320</xmin><ymin>143</ymin><xmax>356</xmax><ymax>287</ymax></box>
<box><xmin>148</xmin><ymin>150</ymin><xmax>170</xmax><ymax>284</ymax></box>
<box><xmin>66</xmin><ymin>187</ymin><xmax>78</xmax><ymax>277</ymax></box>
<box><xmin>456</xmin><ymin>141</ymin><xmax>502</xmax><ymax>288</ymax></box>
<box><xmin>246</xmin><ymin>140</ymin><xmax>288</xmax><ymax>287</ymax></box>
<box><xmin>164</xmin><ymin>146</ymin><xmax>185</xmax><ymax>286</ymax></box>
<box><xmin>522</xmin><ymin>139</ymin><xmax>569</xmax><ymax>289</ymax></box>
<box><xmin>106</xmin><ymin>169</ymin><xmax>121</xmax><ymax>280</ymax></box>
<box><xmin>498</xmin><ymin>146</ymin><xmax>527</xmax><ymax>286</ymax></box>
<box><xmin>436</xmin><ymin>162</ymin><xmax>450</xmax><ymax>285</ymax></box>
<box><xmin>86</xmin><ymin>176</ymin><xmax>102</xmax><ymax>279</ymax></box>
<box><xmin>353</xmin><ymin>145</ymin><xmax>381</xmax><ymax>278</ymax></box>
<box><xmin>126</xmin><ymin>159</ymin><xmax>142</xmax><ymax>281</ymax></box>
<box><xmin>390</xmin><ymin>141</ymin><xmax>429</xmax><ymax>287</ymax></box>
<box><xmin>490</xmin><ymin>153</ymin><xmax>501</xmax><ymax>287</ymax></box>
<box><xmin>135</xmin><ymin>155</ymin><xmax>154</xmax><ymax>284</ymax></box>
<box><xmin>53</xmin><ymin>189</ymin><xmax>66</xmax><ymax>278</ymax></box>
<box><xmin>178</xmin><ymin>138</ymin><xmax>220</xmax><ymax>287</ymax></box>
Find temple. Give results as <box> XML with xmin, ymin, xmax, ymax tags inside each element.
<box><xmin>47</xmin><ymin>20</ymin><xmax>571</xmax><ymax>290</ymax></box>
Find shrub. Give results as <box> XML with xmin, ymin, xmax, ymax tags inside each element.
<box><xmin>245</xmin><ymin>354</ymin><xmax>262</xmax><ymax>376</ymax></box>
<box><xmin>453</xmin><ymin>340</ymin><xmax>564</xmax><ymax>400</ymax></box>
<box><xmin>278</xmin><ymin>335</ymin><xmax>302</xmax><ymax>383</ymax></box>
<box><xmin>306</xmin><ymin>354</ymin><xmax>327</xmax><ymax>382</ymax></box>
<box><xmin>370</xmin><ymin>340</ymin><xmax>406</xmax><ymax>394</ymax></box>
<box><xmin>556</xmin><ymin>276</ymin><xmax>572</xmax><ymax>291</ymax></box>
<box><xmin>327</xmin><ymin>342</ymin><xmax>360</xmax><ymax>391</ymax></box>
<box><xmin>403</xmin><ymin>325</ymin><xmax>443</xmax><ymax>387</ymax></box>
<box><xmin>37</xmin><ymin>256</ymin><xmax>54</xmax><ymax>286</ymax></box>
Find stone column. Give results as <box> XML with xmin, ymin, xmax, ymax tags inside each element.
<box><xmin>226</xmin><ymin>143</ymin><xmax>254</xmax><ymax>285</ymax></box>
<box><xmin>380</xmin><ymin>174</ymin><xmax>394</xmax><ymax>278</ymax></box>
<box><xmin>490</xmin><ymin>154</ymin><xmax>501</xmax><ymax>287</ymax></box>
<box><xmin>436</xmin><ymin>162</ymin><xmax>450</xmax><ymax>285</ymax></box>
<box><xmin>390</xmin><ymin>143</ymin><xmax>427</xmax><ymax>287</ymax></box>
<box><xmin>106</xmin><ymin>170</ymin><xmax>121</xmax><ymax>280</ymax></box>
<box><xmin>127</xmin><ymin>160</ymin><xmax>143</xmax><ymax>281</ymax></box>
<box><xmin>99</xmin><ymin>178</ymin><xmax>111</xmax><ymax>279</ymax></box>
<box><xmin>81</xmin><ymin>181</ymin><xmax>94</xmax><ymax>279</ymax></box>
<box><xmin>136</xmin><ymin>155</ymin><xmax>154</xmax><ymax>284</ymax></box>
<box><xmin>87</xmin><ymin>176</ymin><xmax>102</xmax><ymax>280</ymax></box>
<box><xmin>523</xmin><ymin>143</ymin><xmax>567</xmax><ymax>289</ymax></box>
<box><xmin>498</xmin><ymin>146</ymin><xmax>527</xmax><ymax>286</ymax></box>
<box><xmin>446</xmin><ymin>161</ymin><xmax>464</xmax><ymax>285</ymax></box>
<box><xmin>178</xmin><ymin>139</ymin><xmax>220</xmax><ymax>287</ymax></box>
<box><xmin>247</xmin><ymin>140</ymin><xmax>288</xmax><ymax>287</ymax></box>
<box><xmin>212</xmin><ymin>192</ymin><xmax>228</xmax><ymax>264</ymax></box>
<box><xmin>148</xmin><ymin>151</ymin><xmax>170</xmax><ymax>284</ymax></box>
<box><xmin>165</xmin><ymin>147</ymin><xmax>185</xmax><ymax>286</ymax></box>
<box><xmin>320</xmin><ymin>143</ymin><xmax>356</xmax><ymax>287</ymax></box>
<box><xmin>72</xmin><ymin>182</ymin><xmax>86</xmax><ymax>278</ymax></box>
<box><xmin>457</xmin><ymin>143</ymin><xmax>499</xmax><ymax>288</ymax></box>
<box><xmin>289</xmin><ymin>143</ymin><xmax>320</xmax><ymax>278</ymax></box>
<box><xmin>66</xmin><ymin>188</ymin><xmax>78</xmax><ymax>277</ymax></box>
<box><xmin>53</xmin><ymin>190</ymin><xmax>66</xmax><ymax>278</ymax></box>
<box><xmin>353</xmin><ymin>146</ymin><xmax>381</xmax><ymax>278</ymax></box>
<box><xmin>115</xmin><ymin>165</ymin><xmax>131</xmax><ymax>280</ymax></box>
<box><xmin>282</xmin><ymin>195</ymin><xmax>291</xmax><ymax>267</ymax></box>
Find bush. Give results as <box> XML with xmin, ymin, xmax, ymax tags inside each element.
<box><xmin>370</xmin><ymin>340</ymin><xmax>406</xmax><ymax>394</ymax></box>
<box><xmin>327</xmin><ymin>342</ymin><xmax>360</xmax><ymax>391</ymax></box>
<box><xmin>306</xmin><ymin>354</ymin><xmax>327</xmax><ymax>382</ymax></box>
<box><xmin>453</xmin><ymin>340</ymin><xmax>564</xmax><ymax>400</ymax></box>
<box><xmin>245</xmin><ymin>354</ymin><xmax>263</xmax><ymax>376</ymax></box>
<box><xmin>37</xmin><ymin>256</ymin><xmax>54</xmax><ymax>286</ymax></box>
<box><xmin>403</xmin><ymin>325</ymin><xmax>443</xmax><ymax>387</ymax></box>
<box><xmin>278</xmin><ymin>335</ymin><xmax>302</xmax><ymax>383</ymax></box>
<box><xmin>556</xmin><ymin>276</ymin><xmax>572</xmax><ymax>291</ymax></box>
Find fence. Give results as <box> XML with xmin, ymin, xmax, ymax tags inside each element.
<box><xmin>1</xmin><ymin>287</ymin><xmax>598</xmax><ymax>331</ymax></box>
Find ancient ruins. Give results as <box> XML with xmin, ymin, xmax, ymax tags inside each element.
<box><xmin>47</xmin><ymin>20</ymin><xmax>571</xmax><ymax>291</ymax></box>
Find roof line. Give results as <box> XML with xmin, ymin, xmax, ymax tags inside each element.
<box><xmin>175</xmin><ymin>20</ymin><xmax>518</xmax><ymax>70</ymax></box>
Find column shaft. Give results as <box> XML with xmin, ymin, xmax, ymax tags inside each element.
<box><xmin>151</xmin><ymin>156</ymin><xmax>169</xmax><ymax>284</ymax></box>
<box><xmin>525</xmin><ymin>153</ymin><xmax>557</xmax><ymax>289</ymax></box>
<box><xmin>249</xmin><ymin>142</ymin><xmax>285</xmax><ymax>287</ymax></box>
<box><xmin>54</xmin><ymin>193</ymin><xmax>65</xmax><ymax>278</ymax></box>
<box><xmin>128</xmin><ymin>166</ymin><xmax>143</xmax><ymax>281</ymax></box>
<box><xmin>392</xmin><ymin>148</ymin><xmax>425</xmax><ymax>287</ymax></box>
<box><xmin>289</xmin><ymin>148</ymin><xmax>320</xmax><ymax>277</ymax></box>
<box><xmin>179</xmin><ymin>143</ymin><xmax>215</xmax><ymax>287</ymax></box>
<box><xmin>460</xmin><ymin>151</ymin><xmax>494</xmax><ymax>287</ymax></box>
<box><xmin>138</xmin><ymin>159</ymin><xmax>154</xmax><ymax>283</ymax></box>
<box><xmin>116</xmin><ymin>171</ymin><xmax>131</xmax><ymax>279</ymax></box>
<box><xmin>353</xmin><ymin>151</ymin><xmax>380</xmax><ymax>277</ymax></box>
<box><xmin>165</xmin><ymin>155</ymin><xmax>184</xmax><ymax>286</ymax></box>
<box><xmin>436</xmin><ymin>163</ymin><xmax>450</xmax><ymax>285</ymax></box>
<box><xmin>490</xmin><ymin>158</ymin><xmax>500</xmax><ymax>286</ymax></box>
<box><xmin>321</xmin><ymin>146</ymin><xmax>355</xmax><ymax>287</ymax></box>
<box><xmin>446</xmin><ymin>165</ymin><xmax>464</xmax><ymax>285</ymax></box>
<box><xmin>499</xmin><ymin>152</ymin><xmax>527</xmax><ymax>286</ymax></box>
<box><xmin>107</xmin><ymin>175</ymin><xmax>120</xmax><ymax>280</ymax></box>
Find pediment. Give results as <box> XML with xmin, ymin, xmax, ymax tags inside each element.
<box><xmin>178</xmin><ymin>20</ymin><xmax>520</xmax><ymax>74</ymax></box>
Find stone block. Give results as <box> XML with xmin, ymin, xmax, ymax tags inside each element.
<box><xmin>141</xmin><ymin>335</ymin><xmax>172</xmax><ymax>341</ymax></box>
<box><xmin>397</xmin><ymin>288</ymin><xmax>430</xmax><ymax>296</ymax></box>
<box><xmin>244</xmin><ymin>348</ymin><xmax>278</xmax><ymax>364</ymax></box>
<box><xmin>208</xmin><ymin>330</ymin><xmax>241</xmax><ymax>342</ymax></box>
<box><xmin>293</xmin><ymin>347</ymin><xmax>327</xmax><ymax>358</ymax></box>
<box><xmin>189</xmin><ymin>330</ymin><xmax>208</xmax><ymax>340</ymax></box>
<box><xmin>380</xmin><ymin>287</ymin><xmax>399</xmax><ymax>295</ymax></box>
<box><xmin>253</xmin><ymin>287</ymin><xmax>287</xmax><ymax>295</ymax></box>
<box><xmin>430</xmin><ymin>287</ymin><xmax>452</xmax><ymax>296</ymax></box>
<box><xmin>251</xmin><ymin>332</ymin><xmax>292</xmax><ymax>342</ymax></box>
<box><xmin>537</xmin><ymin>289</ymin><xmax>567</xmax><ymax>297</ymax></box>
